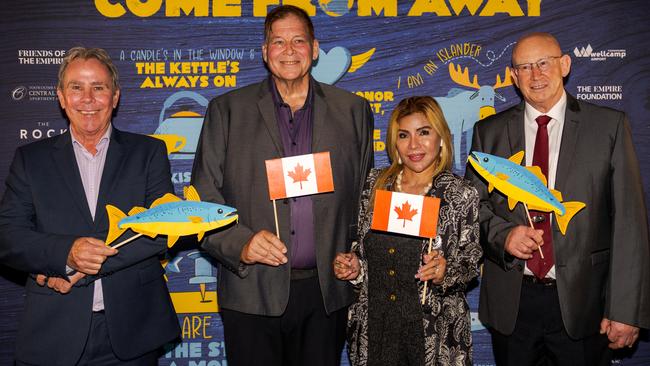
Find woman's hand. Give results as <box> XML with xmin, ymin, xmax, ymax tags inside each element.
<box><xmin>416</xmin><ymin>250</ymin><xmax>446</xmax><ymax>284</ymax></box>
<box><xmin>333</xmin><ymin>252</ymin><xmax>360</xmax><ymax>280</ymax></box>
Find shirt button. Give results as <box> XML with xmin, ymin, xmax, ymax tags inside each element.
<box><xmin>291</xmin><ymin>230</ymin><xmax>295</xmax><ymax>235</ymax></box>
<box><xmin>388</xmin><ymin>248</ymin><xmax>395</xmax><ymax>254</ymax></box>
<box><xmin>388</xmin><ymin>269</ymin><xmax>395</xmax><ymax>276</ymax></box>
<box><xmin>389</xmin><ymin>294</ymin><xmax>396</xmax><ymax>301</ymax></box>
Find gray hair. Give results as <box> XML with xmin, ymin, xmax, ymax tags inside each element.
<box><xmin>57</xmin><ymin>47</ymin><xmax>119</xmax><ymax>91</ymax></box>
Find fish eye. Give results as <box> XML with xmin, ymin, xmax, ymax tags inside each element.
<box><xmin>217</xmin><ymin>208</ymin><xmax>223</xmax><ymax>214</ymax></box>
<box><xmin>483</xmin><ymin>157</ymin><xmax>489</xmax><ymax>162</ymax></box>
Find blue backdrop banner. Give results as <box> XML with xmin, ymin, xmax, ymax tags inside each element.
<box><xmin>1</xmin><ymin>1</ymin><xmax>649</xmax><ymax>365</ymax></box>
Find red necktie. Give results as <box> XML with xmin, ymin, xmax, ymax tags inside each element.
<box><xmin>528</xmin><ymin>115</ymin><xmax>554</xmax><ymax>278</ymax></box>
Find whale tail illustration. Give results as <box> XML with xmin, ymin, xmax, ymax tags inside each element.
<box><xmin>556</xmin><ymin>201</ymin><xmax>586</xmax><ymax>235</ymax></box>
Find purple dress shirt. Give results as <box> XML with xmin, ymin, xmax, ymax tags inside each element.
<box><xmin>269</xmin><ymin>77</ymin><xmax>316</xmax><ymax>269</ymax></box>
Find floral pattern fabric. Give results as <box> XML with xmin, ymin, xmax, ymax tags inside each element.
<box><xmin>347</xmin><ymin>168</ymin><xmax>482</xmax><ymax>366</ymax></box>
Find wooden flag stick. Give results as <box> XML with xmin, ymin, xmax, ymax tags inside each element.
<box><xmin>523</xmin><ymin>204</ymin><xmax>544</xmax><ymax>259</ymax></box>
<box><xmin>273</xmin><ymin>199</ymin><xmax>280</xmax><ymax>240</ymax></box>
<box><xmin>111</xmin><ymin>233</ymin><xmax>143</xmax><ymax>249</ymax></box>
<box><xmin>421</xmin><ymin>236</ymin><xmax>434</xmax><ymax>305</ymax></box>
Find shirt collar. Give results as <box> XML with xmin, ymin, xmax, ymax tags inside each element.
<box><xmin>268</xmin><ymin>75</ymin><xmax>314</xmax><ymax>110</ymax></box>
<box><xmin>524</xmin><ymin>90</ymin><xmax>567</xmax><ymax>124</ymax></box>
<box><xmin>71</xmin><ymin>124</ymin><xmax>112</xmax><ymax>152</ymax></box>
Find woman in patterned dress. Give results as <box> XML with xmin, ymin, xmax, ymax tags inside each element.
<box><xmin>334</xmin><ymin>96</ymin><xmax>482</xmax><ymax>366</ymax></box>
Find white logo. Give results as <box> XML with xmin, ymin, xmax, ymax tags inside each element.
<box><xmin>573</xmin><ymin>44</ymin><xmax>626</xmax><ymax>61</ymax></box>
<box><xmin>12</xmin><ymin>86</ymin><xmax>27</xmax><ymax>100</ymax></box>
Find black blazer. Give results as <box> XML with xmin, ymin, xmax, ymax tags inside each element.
<box><xmin>0</xmin><ymin>128</ymin><xmax>180</xmax><ymax>365</ymax></box>
<box><xmin>465</xmin><ymin>94</ymin><xmax>650</xmax><ymax>338</ymax></box>
<box><xmin>192</xmin><ymin>78</ymin><xmax>374</xmax><ymax>316</ymax></box>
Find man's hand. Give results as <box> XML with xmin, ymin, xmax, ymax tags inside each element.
<box><xmin>417</xmin><ymin>250</ymin><xmax>446</xmax><ymax>284</ymax></box>
<box><xmin>600</xmin><ymin>318</ymin><xmax>640</xmax><ymax>349</ymax></box>
<box><xmin>67</xmin><ymin>237</ymin><xmax>118</xmax><ymax>275</ymax></box>
<box><xmin>505</xmin><ymin>226</ymin><xmax>544</xmax><ymax>260</ymax></box>
<box><xmin>35</xmin><ymin>272</ymin><xmax>86</xmax><ymax>294</ymax></box>
<box><xmin>333</xmin><ymin>252</ymin><xmax>360</xmax><ymax>280</ymax></box>
<box><xmin>240</xmin><ymin>230</ymin><xmax>287</xmax><ymax>266</ymax></box>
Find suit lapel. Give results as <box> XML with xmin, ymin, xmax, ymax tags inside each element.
<box><xmin>554</xmin><ymin>95</ymin><xmax>580</xmax><ymax>193</ymax></box>
<box><xmin>257</xmin><ymin>80</ymin><xmax>285</xmax><ymax>156</ymax></box>
<box><xmin>94</xmin><ymin>128</ymin><xmax>127</xmax><ymax>229</ymax></box>
<box><xmin>311</xmin><ymin>81</ymin><xmax>327</xmax><ymax>151</ymax></box>
<box><xmin>506</xmin><ymin>103</ymin><xmax>528</xmax><ymax>223</ymax></box>
<box><xmin>52</xmin><ymin>132</ymin><xmax>94</xmax><ymax>227</ymax></box>
<box><xmin>507</xmin><ymin>103</ymin><xmax>526</xmax><ymax>157</ymax></box>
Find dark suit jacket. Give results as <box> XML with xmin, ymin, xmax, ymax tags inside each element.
<box><xmin>0</xmin><ymin>128</ymin><xmax>180</xmax><ymax>365</ymax></box>
<box><xmin>191</xmin><ymin>78</ymin><xmax>374</xmax><ymax>316</ymax></box>
<box><xmin>465</xmin><ymin>93</ymin><xmax>650</xmax><ymax>339</ymax></box>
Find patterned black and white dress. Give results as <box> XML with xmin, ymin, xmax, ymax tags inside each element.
<box><xmin>347</xmin><ymin>168</ymin><xmax>482</xmax><ymax>366</ymax></box>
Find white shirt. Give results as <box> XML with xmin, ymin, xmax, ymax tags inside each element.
<box><xmin>71</xmin><ymin>126</ymin><xmax>111</xmax><ymax>311</ymax></box>
<box><xmin>523</xmin><ymin>92</ymin><xmax>567</xmax><ymax>279</ymax></box>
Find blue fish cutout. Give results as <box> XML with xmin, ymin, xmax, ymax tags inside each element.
<box><xmin>105</xmin><ymin>185</ymin><xmax>238</xmax><ymax>247</ymax></box>
<box><xmin>468</xmin><ymin>151</ymin><xmax>585</xmax><ymax>234</ymax></box>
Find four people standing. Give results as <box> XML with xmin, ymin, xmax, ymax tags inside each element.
<box><xmin>0</xmin><ymin>10</ymin><xmax>648</xmax><ymax>366</ymax></box>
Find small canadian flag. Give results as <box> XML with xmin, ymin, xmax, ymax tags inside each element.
<box><xmin>265</xmin><ymin>152</ymin><xmax>334</xmax><ymax>200</ymax></box>
<box><xmin>371</xmin><ymin>189</ymin><xmax>440</xmax><ymax>238</ymax></box>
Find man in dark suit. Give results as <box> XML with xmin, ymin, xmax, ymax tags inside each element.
<box><xmin>465</xmin><ymin>32</ymin><xmax>650</xmax><ymax>365</ymax></box>
<box><xmin>191</xmin><ymin>5</ymin><xmax>373</xmax><ymax>366</ymax></box>
<box><xmin>0</xmin><ymin>47</ymin><xmax>180</xmax><ymax>365</ymax></box>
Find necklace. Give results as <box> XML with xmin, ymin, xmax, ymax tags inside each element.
<box><xmin>395</xmin><ymin>169</ymin><xmax>432</xmax><ymax>195</ymax></box>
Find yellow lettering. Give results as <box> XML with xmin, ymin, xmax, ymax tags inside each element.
<box><xmin>214</xmin><ymin>0</ymin><xmax>241</xmax><ymax>16</ymax></box>
<box><xmin>373</xmin><ymin>129</ymin><xmax>381</xmax><ymax>140</ymax></box>
<box><xmin>408</xmin><ymin>0</ymin><xmax>452</xmax><ymax>16</ymax></box>
<box><xmin>448</xmin><ymin>0</ymin><xmax>482</xmax><ymax>15</ymax></box>
<box><xmin>253</xmin><ymin>0</ymin><xmax>279</xmax><ymax>17</ymax></box>
<box><xmin>480</xmin><ymin>0</ymin><xmax>524</xmax><ymax>16</ymax></box>
<box><xmin>284</xmin><ymin>0</ymin><xmax>316</xmax><ymax>15</ymax></box>
<box><xmin>166</xmin><ymin>0</ymin><xmax>209</xmax><ymax>16</ymax></box>
<box><xmin>358</xmin><ymin>0</ymin><xmax>397</xmax><ymax>16</ymax></box>
<box><xmin>126</xmin><ymin>0</ymin><xmax>162</xmax><ymax>17</ymax></box>
<box><xmin>140</xmin><ymin>76</ymin><xmax>156</xmax><ymax>88</ymax></box>
<box><xmin>94</xmin><ymin>0</ymin><xmax>127</xmax><ymax>17</ymax></box>
<box><xmin>527</xmin><ymin>0</ymin><xmax>541</xmax><ymax>16</ymax></box>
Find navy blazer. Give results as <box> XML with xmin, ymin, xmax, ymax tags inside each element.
<box><xmin>0</xmin><ymin>128</ymin><xmax>180</xmax><ymax>365</ymax></box>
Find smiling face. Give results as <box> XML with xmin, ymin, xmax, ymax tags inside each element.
<box><xmin>395</xmin><ymin>112</ymin><xmax>442</xmax><ymax>177</ymax></box>
<box><xmin>262</xmin><ymin>14</ymin><xmax>319</xmax><ymax>85</ymax></box>
<box><xmin>511</xmin><ymin>34</ymin><xmax>571</xmax><ymax>113</ymax></box>
<box><xmin>57</xmin><ymin>57</ymin><xmax>119</xmax><ymax>144</ymax></box>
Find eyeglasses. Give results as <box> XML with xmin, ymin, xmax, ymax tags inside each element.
<box><xmin>513</xmin><ymin>56</ymin><xmax>562</xmax><ymax>73</ymax></box>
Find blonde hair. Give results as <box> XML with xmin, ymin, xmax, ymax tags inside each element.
<box><xmin>372</xmin><ymin>96</ymin><xmax>453</xmax><ymax>200</ymax></box>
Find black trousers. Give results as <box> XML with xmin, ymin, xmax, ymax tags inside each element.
<box><xmin>491</xmin><ymin>280</ymin><xmax>611</xmax><ymax>366</ymax></box>
<box><xmin>17</xmin><ymin>312</ymin><xmax>159</xmax><ymax>366</ymax></box>
<box><xmin>220</xmin><ymin>276</ymin><xmax>347</xmax><ymax>366</ymax></box>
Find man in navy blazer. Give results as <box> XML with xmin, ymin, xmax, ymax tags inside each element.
<box><xmin>0</xmin><ymin>47</ymin><xmax>180</xmax><ymax>365</ymax></box>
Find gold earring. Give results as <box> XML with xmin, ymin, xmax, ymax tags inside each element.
<box><xmin>398</xmin><ymin>156</ymin><xmax>402</xmax><ymax>165</ymax></box>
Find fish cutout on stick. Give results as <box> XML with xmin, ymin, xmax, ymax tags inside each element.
<box><xmin>467</xmin><ymin>151</ymin><xmax>585</xmax><ymax>235</ymax></box>
<box><xmin>105</xmin><ymin>185</ymin><xmax>238</xmax><ymax>248</ymax></box>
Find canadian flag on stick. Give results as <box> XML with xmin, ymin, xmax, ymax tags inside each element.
<box><xmin>265</xmin><ymin>152</ymin><xmax>334</xmax><ymax>200</ymax></box>
<box><xmin>371</xmin><ymin>189</ymin><xmax>440</xmax><ymax>238</ymax></box>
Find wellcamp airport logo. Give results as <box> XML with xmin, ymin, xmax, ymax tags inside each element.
<box><xmin>573</xmin><ymin>44</ymin><xmax>626</xmax><ymax>61</ymax></box>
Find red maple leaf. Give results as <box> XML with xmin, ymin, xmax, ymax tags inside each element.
<box><xmin>287</xmin><ymin>163</ymin><xmax>311</xmax><ymax>190</ymax></box>
<box><xmin>394</xmin><ymin>201</ymin><xmax>418</xmax><ymax>228</ymax></box>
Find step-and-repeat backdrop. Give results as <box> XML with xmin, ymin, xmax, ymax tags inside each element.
<box><xmin>1</xmin><ymin>1</ymin><xmax>649</xmax><ymax>365</ymax></box>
